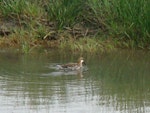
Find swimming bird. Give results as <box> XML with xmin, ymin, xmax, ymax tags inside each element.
<box><xmin>56</xmin><ymin>57</ymin><xmax>85</xmax><ymax>71</ymax></box>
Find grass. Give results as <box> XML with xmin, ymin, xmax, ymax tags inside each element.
<box><xmin>0</xmin><ymin>0</ymin><xmax>149</xmax><ymax>53</ymax></box>
<box><xmin>111</xmin><ymin>0</ymin><xmax>150</xmax><ymax>45</ymax></box>
<box><xmin>59</xmin><ymin>37</ymin><xmax>115</xmax><ymax>53</ymax></box>
<box><xmin>46</xmin><ymin>0</ymin><xmax>83</xmax><ymax>29</ymax></box>
<box><xmin>86</xmin><ymin>0</ymin><xmax>150</xmax><ymax>44</ymax></box>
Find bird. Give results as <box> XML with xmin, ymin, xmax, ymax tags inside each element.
<box><xmin>56</xmin><ymin>57</ymin><xmax>85</xmax><ymax>71</ymax></box>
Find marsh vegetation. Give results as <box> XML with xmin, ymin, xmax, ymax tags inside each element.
<box><xmin>0</xmin><ymin>0</ymin><xmax>149</xmax><ymax>53</ymax></box>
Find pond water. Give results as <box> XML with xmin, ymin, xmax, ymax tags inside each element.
<box><xmin>0</xmin><ymin>49</ymin><xmax>150</xmax><ymax>113</ymax></box>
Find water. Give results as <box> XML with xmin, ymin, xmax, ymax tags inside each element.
<box><xmin>0</xmin><ymin>49</ymin><xmax>150</xmax><ymax>113</ymax></box>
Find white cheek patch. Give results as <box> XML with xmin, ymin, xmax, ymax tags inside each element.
<box><xmin>81</xmin><ymin>60</ymin><xmax>84</xmax><ymax>63</ymax></box>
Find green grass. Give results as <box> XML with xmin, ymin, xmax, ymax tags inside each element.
<box><xmin>0</xmin><ymin>0</ymin><xmax>149</xmax><ymax>50</ymax></box>
<box><xmin>111</xmin><ymin>0</ymin><xmax>150</xmax><ymax>44</ymax></box>
<box><xmin>46</xmin><ymin>0</ymin><xmax>83</xmax><ymax>29</ymax></box>
<box><xmin>86</xmin><ymin>0</ymin><xmax>150</xmax><ymax>44</ymax></box>
<box><xmin>0</xmin><ymin>0</ymin><xmax>43</xmax><ymax>20</ymax></box>
<box><xmin>59</xmin><ymin>37</ymin><xmax>115</xmax><ymax>53</ymax></box>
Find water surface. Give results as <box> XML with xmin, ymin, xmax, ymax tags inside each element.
<box><xmin>0</xmin><ymin>49</ymin><xmax>150</xmax><ymax>113</ymax></box>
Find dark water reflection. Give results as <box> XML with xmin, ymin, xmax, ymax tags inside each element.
<box><xmin>0</xmin><ymin>49</ymin><xmax>150</xmax><ymax>113</ymax></box>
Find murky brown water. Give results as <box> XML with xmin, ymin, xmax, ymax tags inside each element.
<box><xmin>0</xmin><ymin>49</ymin><xmax>150</xmax><ymax>113</ymax></box>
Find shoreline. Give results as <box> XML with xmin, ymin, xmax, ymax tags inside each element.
<box><xmin>0</xmin><ymin>0</ymin><xmax>149</xmax><ymax>53</ymax></box>
<box><xmin>0</xmin><ymin>36</ymin><xmax>149</xmax><ymax>54</ymax></box>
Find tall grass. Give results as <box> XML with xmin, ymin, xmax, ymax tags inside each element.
<box><xmin>112</xmin><ymin>0</ymin><xmax>150</xmax><ymax>45</ymax></box>
<box><xmin>0</xmin><ymin>0</ymin><xmax>42</xmax><ymax>19</ymax></box>
<box><xmin>84</xmin><ymin>0</ymin><xmax>111</xmax><ymax>28</ymax></box>
<box><xmin>0</xmin><ymin>0</ymin><xmax>149</xmax><ymax>49</ymax></box>
<box><xmin>46</xmin><ymin>0</ymin><xmax>83</xmax><ymax>29</ymax></box>
<box><xmin>0</xmin><ymin>0</ymin><xmax>26</xmax><ymax>17</ymax></box>
<box><xmin>86</xmin><ymin>0</ymin><xmax>150</xmax><ymax>45</ymax></box>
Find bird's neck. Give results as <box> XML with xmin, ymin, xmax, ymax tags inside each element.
<box><xmin>78</xmin><ymin>61</ymin><xmax>82</xmax><ymax>67</ymax></box>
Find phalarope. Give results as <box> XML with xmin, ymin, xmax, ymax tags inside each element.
<box><xmin>57</xmin><ymin>57</ymin><xmax>85</xmax><ymax>71</ymax></box>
